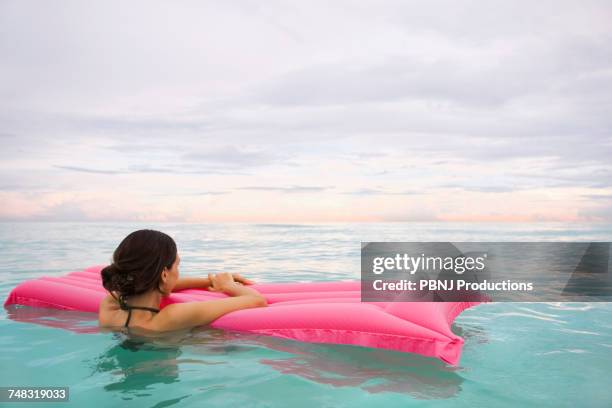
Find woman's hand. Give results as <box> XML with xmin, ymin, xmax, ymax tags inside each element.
<box><xmin>207</xmin><ymin>272</ymin><xmax>256</xmax><ymax>293</ymax></box>
<box><xmin>207</xmin><ymin>272</ymin><xmax>236</xmax><ymax>292</ymax></box>
<box><xmin>231</xmin><ymin>273</ymin><xmax>255</xmax><ymax>285</ymax></box>
<box><xmin>207</xmin><ymin>272</ymin><xmax>266</xmax><ymax>303</ymax></box>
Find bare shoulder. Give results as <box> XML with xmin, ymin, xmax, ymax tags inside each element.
<box><xmin>100</xmin><ymin>293</ymin><xmax>120</xmax><ymax>310</ymax></box>
<box><xmin>98</xmin><ymin>293</ymin><xmax>121</xmax><ymax>327</ymax></box>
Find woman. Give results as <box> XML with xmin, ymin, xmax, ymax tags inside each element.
<box><xmin>98</xmin><ymin>229</ymin><xmax>267</xmax><ymax>331</ymax></box>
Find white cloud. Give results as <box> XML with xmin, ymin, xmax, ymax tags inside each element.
<box><xmin>1</xmin><ymin>0</ymin><xmax>611</xmax><ymax>221</ymax></box>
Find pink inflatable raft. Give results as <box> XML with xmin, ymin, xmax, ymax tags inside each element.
<box><xmin>3</xmin><ymin>265</ymin><xmax>483</xmax><ymax>365</ymax></box>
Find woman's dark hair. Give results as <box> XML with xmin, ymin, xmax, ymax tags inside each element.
<box><xmin>101</xmin><ymin>229</ymin><xmax>177</xmax><ymax>303</ymax></box>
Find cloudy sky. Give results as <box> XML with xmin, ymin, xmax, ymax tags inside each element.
<box><xmin>1</xmin><ymin>0</ymin><xmax>611</xmax><ymax>222</ymax></box>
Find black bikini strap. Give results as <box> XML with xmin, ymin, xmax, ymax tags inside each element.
<box><xmin>118</xmin><ymin>294</ymin><xmax>160</xmax><ymax>328</ymax></box>
<box><xmin>125</xmin><ymin>305</ymin><xmax>161</xmax><ymax>313</ymax></box>
<box><xmin>125</xmin><ymin>305</ymin><xmax>159</xmax><ymax>327</ymax></box>
<box><xmin>123</xmin><ymin>305</ymin><xmax>160</xmax><ymax>328</ymax></box>
<box><xmin>117</xmin><ymin>294</ymin><xmax>160</xmax><ymax>312</ymax></box>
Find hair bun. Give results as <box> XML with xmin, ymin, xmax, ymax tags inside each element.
<box><xmin>101</xmin><ymin>262</ymin><xmax>136</xmax><ymax>295</ymax></box>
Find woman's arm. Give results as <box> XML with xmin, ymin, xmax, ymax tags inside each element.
<box><xmin>172</xmin><ymin>273</ymin><xmax>255</xmax><ymax>292</ymax></box>
<box><xmin>152</xmin><ymin>280</ymin><xmax>267</xmax><ymax>331</ymax></box>
<box><xmin>172</xmin><ymin>277</ymin><xmax>212</xmax><ymax>292</ymax></box>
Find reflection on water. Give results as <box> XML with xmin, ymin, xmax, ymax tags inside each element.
<box><xmin>186</xmin><ymin>328</ymin><xmax>467</xmax><ymax>400</ymax></box>
<box><xmin>6</xmin><ymin>304</ymin><xmax>473</xmax><ymax>400</ymax></box>
<box><xmin>92</xmin><ymin>336</ymin><xmax>181</xmax><ymax>395</ymax></box>
<box><xmin>252</xmin><ymin>339</ymin><xmax>464</xmax><ymax>399</ymax></box>
<box><xmin>451</xmin><ymin>322</ymin><xmax>490</xmax><ymax>345</ymax></box>
<box><xmin>94</xmin><ymin>326</ymin><xmax>471</xmax><ymax>400</ymax></box>
<box><xmin>4</xmin><ymin>305</ymin><xmax>99</xmax><ymax>333</ymax></box>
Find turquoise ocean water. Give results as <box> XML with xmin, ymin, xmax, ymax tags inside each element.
<box><xmin>1</xmin><ymin>222</ymin><xmax>611</xmax><ymax>407</ymax></box>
